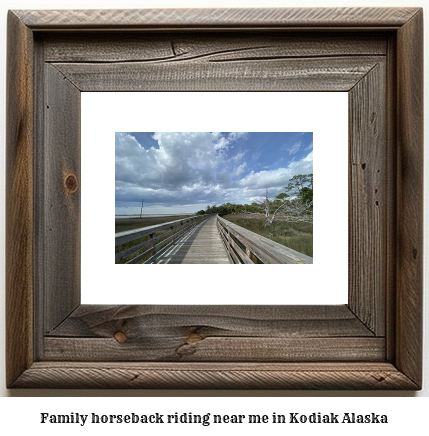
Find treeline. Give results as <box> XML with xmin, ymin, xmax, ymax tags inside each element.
<box><xmin>196</xmin><ymin>202</ymin><xmax>260</xmax><ymax>216</ymax></box>
<box><xmin>196</xmin><ymin>174</ymin><xmax>313</xmax><ymax>222</ymax></box>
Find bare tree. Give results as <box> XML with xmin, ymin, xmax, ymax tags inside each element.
<box><xmin>254</xmin><ymin>174</ymin><xmax>313</xmax><ymax>225</ymax></box>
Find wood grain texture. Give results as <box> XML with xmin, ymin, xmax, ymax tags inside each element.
<box><xmin>44</xmin><ymin>64</ymin><xmax>81</xmax><ymax>333</ymax></box>
<box><xmin>11</xmin><ymin>362</ymin><xmax>419</xmax><ymax>390</ymax></box>
<box><xmin>44</xmin><ymin>305</ymin><xmax>381</xmax><ymax>362</ymax></box>
<box><xmin>52</xmin><ymin>56</ymin><xmax>383</xmax><ymax>92</ymax></box>
<box><xmin>44</xmin><ymin>337</ymin><xmax>384</xmax><ymax>362</ymax></box>
<box><xmin>14</xmin><ymin>8</ymin><xmax>420</xmax><ymax>29</ymax></box>
<box><xmin>6</xmin><ymin>7</ymin><xmax>423</xmax><ymax>389</ymax></box>
<box><xmin>42</xmin><ymin>33</ymin><xmax>387</xmax><ymax>63</ymax></box>
<box><xmin>348</xmin><ymin>61</ymin><xmax>386</xmax><ymax>336</ymax></box>
<box><xmin>395</xmin><ymin>10</ymin><xmax>424</xmax><ymax>388</ymax></box>
<box><xmin>44</xmin><ymin>305</ymin><xmax>381</xmax><ymax>363</ymax></box>
<box><xmin>33</xmin><ymin>38</ymin><xmax>49</xmax><ymax>361</ymax></box>
<box><xmin>6</xmin><ymin>11</ymin><xmax>35</xmax><ymax>388</ymax></box>
<box><xmin>47</xmin><ymin>305</ymin><xmax>374</xmax><ymax>337</ymax></box>
<box><xmin>384</xmin><ymin>34</ymin><xmax>398</xmax><ymax>363</ymax></box>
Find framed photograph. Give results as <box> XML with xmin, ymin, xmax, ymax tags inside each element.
<box><xmin>86</xmin><ymin>92</ymin><xmax>347</xmax><ymax>306</ymax></box>
<box><xmin>6</xmin><ymin>7</ymin><xmax>423</xmax><ymax>389</ymax></box>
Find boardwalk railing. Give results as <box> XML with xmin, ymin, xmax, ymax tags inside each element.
<box><xmin>217</xmin><ymin>215</ymin><xmax>313</xmax><ymax>264</ymax></box>
<box><xmin>115</xmin><ymin>215</ymin><xmax>209</xmax><ymax>264</ymax></box>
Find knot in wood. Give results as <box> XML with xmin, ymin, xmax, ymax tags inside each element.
<box><xmin>65</xmin><ymin>174</ymin><xmax>78</xmax><ymax>193</ymax></box>
<box><xmin>186</xmin><ymin>333</ymin><xmax>203</xmax><ymax>344</ymax></box>
<box><xmin>114</xmin><ymin>331</ymin><xmax>128</xmax><ymax>343</ymax></box>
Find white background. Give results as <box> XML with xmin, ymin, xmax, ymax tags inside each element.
<box><xmin>0</xmin><ymin>0</ymin><xmax>428</xmax><ymax>422</ymax></box>
<box><xmin>82</xmin><ymin>92</ymin><xmax>348</xmax><ymax>305</ymax></box>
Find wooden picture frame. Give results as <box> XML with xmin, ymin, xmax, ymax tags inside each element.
<box><xmin>6</xmin><ymin>7</ymin><xmax>423</xmax><ymax>389</ymax></box>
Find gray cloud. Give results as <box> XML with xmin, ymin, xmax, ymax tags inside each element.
<box><xmin>115</xmin><ymin>132</ymin><xmax>313</xmax><ymax>209</ymax></box>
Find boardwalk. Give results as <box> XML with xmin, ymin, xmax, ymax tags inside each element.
<box><xmin>152</xmin><ymin>215</ymin><xmax>231</xmax><ymax>264</ymax></box>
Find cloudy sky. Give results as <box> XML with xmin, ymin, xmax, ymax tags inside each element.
<box><xmin>115</xmin><ymin>132</ymin><xmax>313</xmax><ymax>215</ymax></box>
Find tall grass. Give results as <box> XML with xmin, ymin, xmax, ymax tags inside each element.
<box><xmin>222</xmin><ymin>214</ymin><xmax>313</xmax><ymax>257</ymax></box>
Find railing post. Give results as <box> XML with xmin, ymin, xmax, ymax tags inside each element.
<box><xmin>149</xmin><ymin>232</ymin><xmax>155</xmax><ymax>255</ymax></box>
<box><xmin>246</xmin><ymin>247</ymin><xmax>257</xmax><ymax>264</ymax></box>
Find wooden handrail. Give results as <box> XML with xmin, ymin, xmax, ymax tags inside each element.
<box><xmin>115</xmin><ymin>215</ymin><xmax>209</xmax><ymax>264</ymax></box>
<box><xmin>115</xmin><ymin>214</ymin><xmax>312</xmax><ymax>264</ymax></box>
<box><xmin>217</xmin><ymin>215</ymin><xmax>313</xmax><ymax>264</ymax></box>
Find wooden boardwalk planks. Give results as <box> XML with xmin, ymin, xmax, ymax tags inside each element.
<box><xmin>154</xmin><ymin>215</ymin><xmax>230</xmax><ymax>264</ymax></box>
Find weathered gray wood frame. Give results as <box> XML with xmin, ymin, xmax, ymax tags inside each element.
<box><xmin>6</xmin><ymin>8</ymin><xmax>423</xmax><ymax>389</ymax></box>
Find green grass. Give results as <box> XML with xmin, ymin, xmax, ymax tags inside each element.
<box><xmin>222</xmin><ymin>213</ymin><xmax>313</xmax><ymax>257</ymax></box>
<box><xmin>115</xmin><ymin>215</ymin><xmax>194</xmax><ymax>264</ymax></box>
